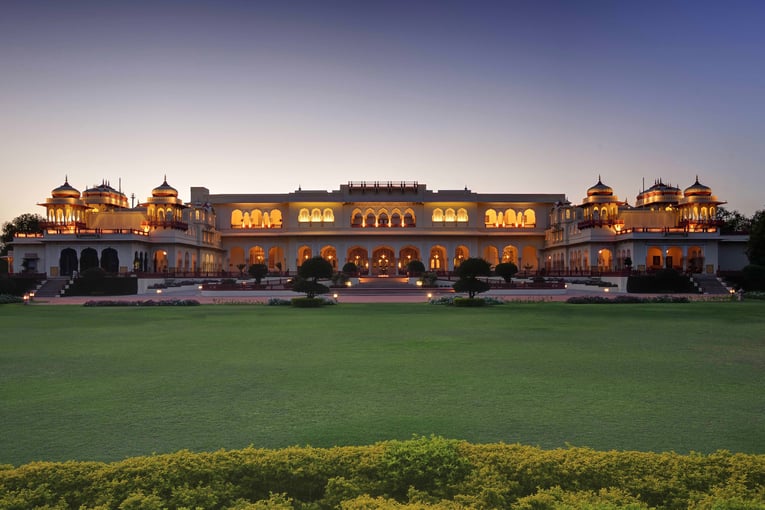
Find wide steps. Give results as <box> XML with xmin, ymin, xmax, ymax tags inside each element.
<box><xmin>691</xmin><ymin>274</ymin><xmax>731</xmax><ymax>295</ymax></box>
<box><xmin>34</xmin><ymin>278</ymin><xmax>70</xmax><ymax>297</ymax></box>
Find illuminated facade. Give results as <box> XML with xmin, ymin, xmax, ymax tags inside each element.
<box><xmin>10</xmin><ymin>177</ymin><xmax>748</xmax><ymax>278</ymax></box>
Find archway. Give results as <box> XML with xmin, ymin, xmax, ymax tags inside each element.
<box><xmin>666</xmin><ymin>246</ymin><xmax>682</xmax><ymax>270</ymax></box>
<box><xmin>80</xmin><ymin>248</ymin><xmax>99</xmax><ymax>272</ymax></box>
<box><xmin>372</xmin><ymin>246</ymin><xmax>395</xmax><ymax>275</ymax></box>
<box><xmin>501</xmin><ymin>245</ymin><xmax>518</xmax><ymax>264</ymax></box>
<box><xmin>646</xmin><ymin>247</ymin><xmax>663</xmax><ymax>270</ymax></box>
<box><xmin>597</xmin><ymin>249</ymin><xmax>613</xmax><ymax>272</ymax></box>
<box><xmin>398</xmin><ymin>246</ymin><xmax>420</xmax><ymax>274</ymax></box>
<box><xmin>249</xmin><ymin>246</ymin><xmax>265</xmax><ymax>265</ymax></box>
<box><xmin>483</xmin><ymin>245</ymin><xmax>499</xmax><ymax>266</ymax></box>
<box><xmin>687</xmin><ymin>246</ymin><xmax>704</xmax><ymax>273</ymax></box>
<box><xmin>297</xmin><ymin>246</ymin><xmax>312</xmax><ymax>266</ymax></box>
<box><xmin>268</xmin><ymin>246</ymin><xmax>285</xmax><ymax>273</ymax></box>
<box><xmin>347</xmin><ymin>246</ymin><xmax>369</xmax><ymax>274</ymax></box>
<box><xmin>60</xmin><ymin>248</ymin><xmax>78</xmax><ymax>276</ymax></box>
<box><xmin>153</xmin><ymin>250</ymin><xmax>168</xmax><ymax>272</ymax></box>
<box><xmin>429</xmin><ymin>245</ymin><xmax>447</xmax><ymax>271</ymax></box>
<box><xmin>100</xmin><ymin>247</ymin><xmax>119</xmax><ymax>273</ymax></box>
<box><xmin>321</xmin><ymin>245</ymin><xmax>338</xmax><ymax>269</ymax></box>
<box><xmin>454</xmin><ymin>245</ymin><xmax>469</xmax><ymax>268</ymax></box>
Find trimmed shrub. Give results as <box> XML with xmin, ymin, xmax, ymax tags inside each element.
<box><xmin>627</xmin><ymin>269</ymin><xmax>696</xmax><ymax>293</ymax></box>
<box><xmin>291</xmin><ymin>297</ymin><xmax>326</xmax><ymax>307</ymax></box>
<box><xmin>453</xmin><ymin>297</ymin><xmax>487</xmax><ymax>307</ymax></box>
<box><xmin>2</xmin><ymin>439</ymin><xmax>765</xmax><ymax>510</ymax></box>
<box><xmin>0</xmin><ymin>294</ymin><xmax>23</xmax><ymax>304</ymax></box>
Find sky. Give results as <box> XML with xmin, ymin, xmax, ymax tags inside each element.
<box><xmin>2</xmin><ymin>0</ymin><xmax>764</xmax><ymax>224</ymax></box>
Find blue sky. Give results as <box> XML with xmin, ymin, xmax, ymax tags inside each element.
<box><xmin>2</xmin><ymin>0</ymin><xmax>764</xmax><ymax>223</ymax></box>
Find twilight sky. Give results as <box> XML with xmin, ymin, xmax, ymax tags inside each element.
<box><xmin>2</xmin><ymin>0</ymin><xmax>764</xmax><ymax>224</ymax></box>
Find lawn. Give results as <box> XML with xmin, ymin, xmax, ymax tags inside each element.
<box><xmin>1</xmin><ymin>301</ymin><xmax>764</xmax><ymax>466</ymax></box>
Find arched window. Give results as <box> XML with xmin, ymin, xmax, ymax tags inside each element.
<box><xmin>391</xmin><ymin>212</ymin><xmax>402</xmax><ymax>227</ymax></box>
<box><xmin>312</xmin><ymin>208</ymin><xmax>322</xmax><ymax>222</ymax></box>
<box><xmin>432</xmin><ymin>208</ymin><xmax>444</xmax><ymax>222</ymax></box>
<box><xmin>444</xmin><ymin>208</ymin><xmax>456</xmax><ymax>222</ymax></box>
<box><xmin>504</xmin><ymin>209</ymin><xmax>516</xmax><ymax>227</ymax></box>
<box><xmin>404</xmin><ymin>209</ymin><xmax>415</xmax><ymax>227</ymax></box>
<box><xmin>323</xmin><ymin>208</ymin><xmax>334</xmax><ymax>222</ymax></box>
<box><xmin>378</xmin><ymin>212</ymin><xmax>389</xmax><ymax>227</ymax></box>
<box><xmin>457</xmin><ymin>208</ymin><xmax>468</xmax><ymax>222</ymax></box>
<box><xmin>365</xmin><ymin>211</ymin><xmax>376</xmax><ymax>228</ymax></box>
<box><xmin>251</xmin><ymin>209</ymin><xmax>262</xmax><ymax>227</ymax></box>
<box><xmin>298</xmin><ymin>208</ymin><xmax>310</xmax><ymax>222</ymax></box>
<box><xmin>523</xmin><ymin>209</ymin><xmax>536</xmax><ymax>227</ymax></box>
<box><xmin>270</xmin><ymin>209</ymin><xmax>283</xmax><ymax>228</ymax></box>
<box><xmin>485</xmin><ymin>209</ymin><xmax>497</xmax><ymax>227</ymax></box>
<box><xmin>231</xmin><ymin>209</ymin><xmax>242</xmax><ymax>228</ymax></box>
<box><xmin>352</xmin><ymin>210</ymin><xmax>363</xmax><ymax>227</ymax></box>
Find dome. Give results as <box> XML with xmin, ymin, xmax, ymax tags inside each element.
<box><xmin>684</xmin><ymin>176</ymin><xmax>712</xmax><ymax>197</ymax></box>
<box><xmin>587</xmin><ymin>176</ymin><xmax>614</xmax><ymax>197</ymax></box>
<box><xmin>152</xmin><ymin>176</ymin><xmax>178</xmax><ymax>198</ymax></box>
<box><xmin>51</xmin><ymin>177</ymin><xmax>80</xmax><ymax>198</ymax></box>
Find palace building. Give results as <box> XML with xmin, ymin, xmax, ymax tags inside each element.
<box><xmin>9</xmin><ymin>177</ymin><xmax>748</xmax><ymax>279</ymax></box>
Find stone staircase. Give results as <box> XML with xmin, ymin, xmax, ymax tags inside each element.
<box><xmin>33</xmin><ymin>277</ymin><xmax>71</xmax><ymax>298</ymax></box>
<box><xmin>690</xmin><ymin>274</ymin><xmax>731</xmax><ymax>295</ymax></box>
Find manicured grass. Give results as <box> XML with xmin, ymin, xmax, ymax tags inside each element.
<box><xmin>1</xmin><ymin>301</ymin><xmax>764</xmax><ymax>465</ymax></box>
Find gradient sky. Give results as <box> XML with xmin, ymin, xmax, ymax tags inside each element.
<box><xmin>2</xmin><ymin>0</ymin><xmax>764</xmax><ymax>224</ymax></box>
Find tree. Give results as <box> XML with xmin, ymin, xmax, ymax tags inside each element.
<box><xmin>294</xmin><ymin>256</ymin><xmax>333</xmax><ymax>298</ymax></box>
<box><xmin>1</xmin><ymin>214</ymin><xmax>44</xmax><ymax>272</ymax></box>
<box><xmin>717</xmin><ymin>206</ymin><xmax>752</xmax><ymax>234</ymax></box>
<box><xmin>494</xmin><ymin>262</ymin><xmax>519</xmax><ymax>282</ymax></box>
<box><xmin>452</xmin><ymin>257</ymin><xmax>492</xmax><ymax>298</ymax></box>
<box><xmin>747</xmin><ymin>210</ymin><xmax>765</xmax><ymax>266</ymax></box>
<box><xmin>406</xmin><ymin>259</ymin><xmax>426</xmax><ymax>275</ymax></box>
<box><xmin>342</xmin><ymin>261</ymin><xmax>358</xmax><ymax>275</ymax></box>
<box><xmin>248</xmin><ymin>263</ymin><xmax>269</xmax><ymax>284</ymax></box>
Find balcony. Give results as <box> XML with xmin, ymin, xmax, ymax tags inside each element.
<box><xmin>577</xmin><ymin>219</ymin><xmax>624</xmax><ymax>230</ymax></box>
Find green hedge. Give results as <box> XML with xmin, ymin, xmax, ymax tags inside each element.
<box><xmin>627</xmin><ymin>270</ymin><xmax>696</xmax><ymax>293</ymax></box>
<box><xmin>2</xmin><ymin>436</ymin><xmax>764</xmax><ymax>509</ymax></box>
<box><xmin>65</xmin><ymin>276</ymin><xmax>138</xmax><ymax>296</ymax></box>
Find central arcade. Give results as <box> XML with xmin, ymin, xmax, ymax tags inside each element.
<box><xmin>206</xmin><ymin>181</ymin><xmax>560</xmax><ymax>276</ymax></box>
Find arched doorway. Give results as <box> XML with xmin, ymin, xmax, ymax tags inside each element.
<box><xmin>249</xmin><ymin>246</ymin><xmax>265</xmax><ymax>265</ymax></box>
<box><xmin>80</xmin><ymin>248</ymin><xmax>99</xmax><ymax>272</ymax></box>
<box><xmin>100</xmin><ymin>247</ymin><xmax>119</xmax><ymax>273</ymax></box>
<box><xmin>347</xmin><ymin>246</ymin><xmax>369</xmax><ymax>274</ymax></box>
<box><xmin>646</xmin><ymin>247</ymin><xmax>663</xmax><ymax>270</ymax></box>
<box><xmin>372</xmin><ymin>246</ymin><xmax>395</xmax><ymax>275</ymax></box>
<box><xmin>483</xmin><ymin>245</ymin><xmax>499</xmax><ymax>267</ymax></box>
<box><xmin>429</xmin><ymin>245</ymin><xmax>447</xmax><ymax>272</ymax></box>
<box><xmin>501</xmin><ymin>245</ymin><xmax>518</xmax><ymax>264</ymax></box>
<box><xmin>297</xmin><ymin>246</ymin><xmax>312</xmax><ymax>267</ymax></box>
<box><xmin>398</xmin><ymin>246</ymin><xmax>420</xmax><ymax>274</ymax></box>
<box><xmin>454</xmin><ymin>245</ymin><xmax>469</xmax><ymax>268</ymax></box>
<box><xmin>60</xmin><ymin>248</ymin><xmax>78</xmax><ymax>276</ymax></box>
<box><xmin>321</xmin><ymin>245</ymin><xmax>338</xmax><ymax>269</ymax></box>
<box><xmin>597</xmin><ymin>249</ymin><xmax>612</xmax><ymax>272</ymax></box>
<box><xmin>268</xmin><ymin>246</ymin><xmax>285</xmax><ymax>273</ymax></box>
<box><xmin>666</xmin><ymin>246</ymin><xmax>682</xmax><ymax>270</ymax></box>
<box><xmin>687</xmin><ymin>246</ymin><xmax>704</xmax><ymax>273</ymax></box>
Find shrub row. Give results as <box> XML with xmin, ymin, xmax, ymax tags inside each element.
<box><xmin>82</xmin><ymin>299</ymin><xmax>201</xmax><ymax>307</ymax></box>
<box><xmin>0</xmin><ymin>294</ymin><xmax>24</xmax><ymax>304</ymax></box>
<box><xmin>566</xmin><ymin>295</ymin><xmax>691</xmax><ymax>304</ymax></box>
<box><xmin>627</xmin><ymin>270</ymin><xmax>696</xmax><ymax>293</ymax></box>
<box><xmin>1</xmin><ymin>436</ymin><xmax>764</xmax><ymax>510</ymax></box>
